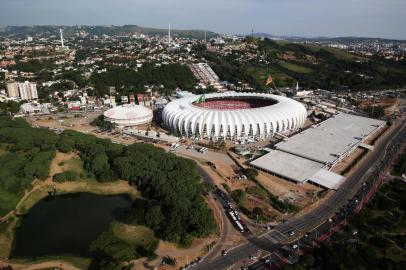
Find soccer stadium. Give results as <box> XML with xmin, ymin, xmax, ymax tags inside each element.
<box><xmin>162</xmin><ymin>92</ymin><xmax>307</xmax><ymax>140</ymax></box>
<box><xmin>104</xmin><ymin>104</ymin><xmax>153</xmax><ymax>127</ymax></box>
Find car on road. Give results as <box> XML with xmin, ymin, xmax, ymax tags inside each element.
<box><xmin>222</xmin><ymin>249</ymin><xmax>228</xmax><ymax>256</ymax></box>
<box><xmin>289</xmin><ymin>230</ymin><xmax>295</xmax><ymax>236</ymax></box>
<box><xmin>249</xmin><ymin>255</ymin><xmax>258</xmax><ymax>260</ymax></box>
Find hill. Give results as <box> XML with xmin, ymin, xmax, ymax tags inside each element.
<box><xmin>250</xmin><ymin>33</ymin><xmax>405</xmax><ymax>43</ymax></box>
<box><xmin>194</xmin><ymin>38</ymin><xmax>406</xmax><ymax>90</ymax></box>
<box><xmin>0</xmin><ymin>25</ymin><xmax>217</xmax><ymax>40</ymax></box>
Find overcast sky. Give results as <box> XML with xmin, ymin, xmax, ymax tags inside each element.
<box><xmin>2</xmin><ymin>0</ymin><xmax>405</xmax><ymax>39</ymax></box>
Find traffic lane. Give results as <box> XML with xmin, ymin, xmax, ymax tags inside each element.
<box><xmin>268</xmin><ymin>123</ymin><xmax>406</xmax><ymax>240</ymax></box>
<box><xmin>197</xmin><ymin>122</ymin><xmax>406</xmax><ymax>270</ymax></box>
<box><xmin>194</xmin><ymin>243</ymin><xmax>259</xmax><ymax>270</ymax></box>
<box><xmin>248</xmin><ymin>125</ymin><xmax>406</xmax><ymax>270</ymax></box>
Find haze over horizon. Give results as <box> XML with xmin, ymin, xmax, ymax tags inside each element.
<box><xmin>1</xmin><ymin>0</ymin><xmax>406</xmax><ymax>40</ymax></box>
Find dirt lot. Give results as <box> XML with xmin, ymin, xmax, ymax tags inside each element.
<box><xmin>360</xmin><ymin>98</ymin><xmax>400</xmax><ymax>115</ymax></box>
<box><xmin>332</xmin><ymin>148</ymin><xmax>367</xmax><ymax>176</ymax></box>
<box><xmin>28</xmin><ymin>113</ymin><xmax>100</xmax><ymax>132</ymax></box>
<box><xmin>255</xmin><ymin>172</ymin><xmax>322</xmax><ymax>208</ymax></box>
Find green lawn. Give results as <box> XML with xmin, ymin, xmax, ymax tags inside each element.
<box><xmin>61</xmin><ymin>156</ymin><xmax>95</xmax><ymax>181</ymax></box>
<box><xmin>279</xmin><ymin>62</ymin><xmax>314</xmax><ymax>74</ymax></box>
<box><xmin>323</xmin><ymin>47</ymin><xmax>364</xmax><ymax>60</ymax></box>
<box><xmin>248</xmin><ymin>66</ymin><xmax>295</xmax><ymax>87</ymax></box>
<box><xmin>111</xmin><ymin>221</ymin><xmax>158</xmax><ymax>247</ymax></box>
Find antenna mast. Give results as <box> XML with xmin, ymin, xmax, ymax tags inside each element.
<box><xmin>168</xmin><ymin>24</ymin><xmax>171</xmax><ymax>44</ymax></box>
<box><xmin>60</xmin><ymin>28</ymin><xmax>64</xmax><ymax>48</ymax></box>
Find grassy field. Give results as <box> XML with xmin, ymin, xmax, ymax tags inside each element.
<box><xmin>56</xmin><ymin>155</ymin><xmax>95</xmax><ymax>181</ymax></box>
<box><xmin>300</xmin><ymin>43</ymin><xmax>365</xmax><ymax>61</ymax></box>
<box><xmin>111</xmin><ymin>221</ymin><xmax>158</xmax><ymax>247</ymax></box>
<box><xmin>279</xmin><ymin>62</ymin><xmax>314</xmax><ymax>74</ymax></box>
<box><xmin>248</xmin><ymin>66</ymin><xmax>295</xmax><ymax>86</ymax></box>
<box><xmin>323</xmin><ymin>47</ymin><xmax>363</xmax><ymax>60</ymax></box>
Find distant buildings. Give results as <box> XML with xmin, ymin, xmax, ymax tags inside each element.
<box><xmin>188</xmin><ymin>63</ymin><xmax>226</xmax><ymax>91</ymax></box>
<box><xmin>6</xmin><ymin>82</ymin><xmax>19</xmax><ymax>98</ymax></box>
<box><xmin>6</xmin><ymin>81</ymin><xmax>38</xmax><ymax>100</ymax></box>
<box><xmin>20</xmin><ymin>102</ymin><xmax>50</xmax><ymax>115</ymax></box>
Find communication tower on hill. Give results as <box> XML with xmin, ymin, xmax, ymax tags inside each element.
<box><xmin>168</xmin><ymin>24</ymin><xmax>171</xmax><ymax>45</ymax></box>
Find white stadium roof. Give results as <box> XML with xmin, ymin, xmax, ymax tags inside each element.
<box><xmin>162</xmin><ymin>92</ymin><xmax>307</xmax><ymax>140</ymax></box>
<box><xmin>104</xmin><ymin>104</ymin><xmax>153</xmax><ymax>126</ymax></box>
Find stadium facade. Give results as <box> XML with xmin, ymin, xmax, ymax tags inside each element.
<box><xmin>162</xmin><ymin>92</ymin><xmax>307</xmax><ymax>140</ymax></box>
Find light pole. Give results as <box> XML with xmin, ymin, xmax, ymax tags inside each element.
<box><xmin>328</xmin><ymin>218</ymin><xmax>333</xmax><ymax>240</ymax></box>
<box><xmin>361</xmin><ymin>182</ymin><xmax>367</xmax><ymax>206</ymax></box>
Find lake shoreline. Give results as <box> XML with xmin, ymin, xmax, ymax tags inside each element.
<box><xmin>0</xmin><ymin>179</ymin><xmax>139</xmax><ymax>261</ymax></box>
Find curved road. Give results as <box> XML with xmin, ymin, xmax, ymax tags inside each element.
<box><xmin>194</xmin><ymin>119</ymin><xmax>406</xmax><ymax>270</ymax></box>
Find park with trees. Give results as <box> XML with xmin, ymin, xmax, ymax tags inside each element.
<box><xmin>0</xmin><ymin>116</ymin><xmax>216</xmax><ymax>269</ymax></box>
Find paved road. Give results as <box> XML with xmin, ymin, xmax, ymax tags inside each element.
<box><xmin>194</xmin><ymin>119</ymin><xmax>406</xmax><ymax>270</ymax></box>
<box><xmin>197</xmin><ymin>165</ymin><xmax>235</xmax><ymax>262</ymax></box>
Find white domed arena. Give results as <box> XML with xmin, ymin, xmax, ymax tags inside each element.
<box><xmin>104</xmin><ymin>104</ymin><xmax>153</xmax><ymax>127</ymax></box>
<box><xmin>162</xmin><ymin>92</ymin><xmax>307</xmax><ymax>141</ymax></box>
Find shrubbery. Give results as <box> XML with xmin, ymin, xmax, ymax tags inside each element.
<box><xmin>53</xmin><ymin>170</ymin><xmax>78</xmax><ymax>182</ymax></box>
<box><xmin>244</xmin><ymin>168</ymin><xmax>259</xmax><ymax>180</ymax></box>
<box><xmin>230</xmin><ymin>189</ymin><xmax>246</xmax><ymax>205</ymax></box>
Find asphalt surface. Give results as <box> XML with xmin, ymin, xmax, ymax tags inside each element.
<box><xmin>193</xmin><ymin>119</ymin><xmax>406</xmax><ymax>270</ymax></box>
<box><xmin>197</xmin><ymin>165</ymin><xmax>235</xmax><ymax>262</ymax></box>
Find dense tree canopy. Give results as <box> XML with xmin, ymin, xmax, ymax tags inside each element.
<box><xmin>0</xmin><ymin>117</ymin><xmax>57</xmax><ymax>215</ymax></box>
<box><xmin>90</xmin><ymin>63</ymin><xmax>197</xmax><ymax>96</ymax></box>
<box><xmin>0</xmin><ymin>117</ymin><xmax>216</xmax><ymax>248</ymax></box>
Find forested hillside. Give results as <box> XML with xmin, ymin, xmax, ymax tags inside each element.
<box><xmin>195</xmin><ymin>38</ymin><xmax>406</xmax><ymax>91</ymax></box>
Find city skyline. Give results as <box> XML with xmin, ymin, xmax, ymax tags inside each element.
<box><xmin>1</xmin><ymin>0</ymin><xmax>406</xmax><ymax>40</ymax></box>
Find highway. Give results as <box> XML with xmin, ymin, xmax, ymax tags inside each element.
<box><xmin>194</xmin><ymin>118</ymin><xmax>406</xmax><ymax>270</ymax></box>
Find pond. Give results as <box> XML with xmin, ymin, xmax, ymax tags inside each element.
<box><xmin>12</xmin><ymin>193</ymin><xmax>132</xmax><ymax>258</ymax></box>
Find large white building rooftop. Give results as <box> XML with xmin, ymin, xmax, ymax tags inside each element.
<box><xmin>251</xmin><ymin>150</ymin><xmax>325</xmax><ymax>184</ymax></box>
<box><xmin>275</xmin><ymin>113</ymin><xmax>386</xmax><ymax>165</ymax></box>
<box><xmin>251</xmin><ymin>113</ymin><xmax>386</xmax><ymax>189</ymax></box>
